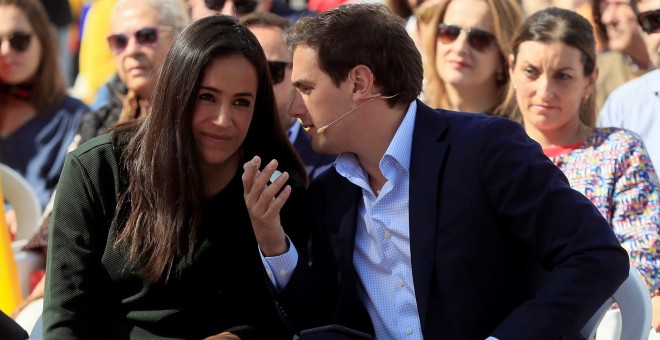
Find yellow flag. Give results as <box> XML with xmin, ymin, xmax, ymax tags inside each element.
<box><xmin>0</xmin><ymin>177</ymin><xmax>21</xmax><ymax>315</ymax></box>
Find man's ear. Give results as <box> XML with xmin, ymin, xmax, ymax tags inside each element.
<box><xmin>348</xmin><ymin>65</ymin><xmax>375</xmax><ymax>101</ymax></box>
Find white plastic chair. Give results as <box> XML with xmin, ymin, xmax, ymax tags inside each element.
<box><xmin>0</xmin><ymin>164</ymin><xmax>42</xmax><ymax>248</ymax></box>
<box><xmin>13</xmin><ymin>297</ymin><xmax>43</xmax><ymax>336</ymax></box>
<box><xmin>1</xmin><ymin>163</ymin><xmax>44</xmax><ymax>298</ymax></box>
<box><xmin>581</xmin><ymin>267</ymin><xmax>652</xmax><ymax>340</ymax></box>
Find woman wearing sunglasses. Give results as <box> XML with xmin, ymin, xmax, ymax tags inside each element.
<box><xmin>507</xmin><ymin>5</ymin><xmax>660</xmax><ymax>311</ymax></box>
<box><xmin>0</xmin><ymin>0</ymin><xmax>88</xmax><ymax>211</ymax></box>
<box><xmin>421</xmin><ymin>0</ymin><xmax>522</xmax><ymax>116</ymax></box>
<box><xmin>43</xmin><ymin>14</ymin><xmax>308</xmax><ymax>339</ymax></box>
<box><xmin>78</xmin><ymin>0</ymin><xmax>189</xmax><ymax>142</ymax></box>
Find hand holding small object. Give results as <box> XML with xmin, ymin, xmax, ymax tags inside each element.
<box><xmin>242</xmin><ymin>156</ymin><xmax>290</xmax><ymax>256</ymax></box>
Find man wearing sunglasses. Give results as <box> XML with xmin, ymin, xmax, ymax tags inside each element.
<box><xmin>242</xmin><ymin>12</ymin><xmax>335</xmax><ymax>179</ymax></box>
<box><xmin>598</xmin><ymin>0</ymin><xmax>660</xmax><ymax>174</ymax></box>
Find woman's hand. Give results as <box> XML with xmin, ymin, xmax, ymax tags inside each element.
<box><xmin>242</xmin><ymin>156</ymin><xmax>290</xmax><ymax>257</ymax></box>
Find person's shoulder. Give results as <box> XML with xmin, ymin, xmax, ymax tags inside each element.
<box><xmin>414</xmin><ymin>103</ymin><xmax>523</xmax><ymax>147</ymax></box>
<box><xmin>80</xmin><ymin>100</ymin><xmax>119</xmax><ymax>129</ymax></box>
<box><xmin>596</xmin><ymin>127</ymin><xmax>643</xmax><ymax>142</ymax></box>
<box><xmin>60</xmin><ymin>95</ymin><xmax>90</xmax><ymax>113</ymax></box>
<box><xmin>609</xmin><ymin>69</ymin><xmax>659</xmax><ymax>98</ymax></box>
<box><xmin>419</xmin><ymin>101</ymin><xmax>514</xmax><ymax>125</ymax></box>
<box><xmin>592</xmin><ymin>127</ymin><xmax>647</xmax><ymax>155</ymax></box>
<box><xmin>431</xmin><ymin>106</ymin><xmax>522</xmax><ymax>135</ymax></box>
<box><xmin>69</xmin><ymin>133</ymin><xmax>115</xmax><ymax>159</ymax></box>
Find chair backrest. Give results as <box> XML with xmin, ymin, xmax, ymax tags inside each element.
<box><xmin>0</xmin><ymin>164</ymin><xmax>42</xmax><ymax>245</ymax></box>
<box><xmin>580</xmin><ymin>267</ymin><xmax>652</xmax><ymax>340</ymax></box>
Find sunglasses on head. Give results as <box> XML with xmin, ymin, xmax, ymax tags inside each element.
<box><xmin>204</xmin><ymin>0</ymin><xmax>259</xmax><ymax>15</ymax></box>
<box><xmin>436</xmin><ymin>23</ymin><xmax>497</xmax><ymax>52</ymax></box>
<box><xmin>107</xmin><ymin>26</ymin><xmax>171</xmax><ymax>54</ymax></box>
<box><xmin>638</xmin><ymin>9</ymin><xmax>660</xmax><ymax>34</ymax></box>
<box><xmin>268</xmin><ymin>61</ymin><xmax>292</xmax><ymax>85</ymax></box>
<box><xmin>0</xmin><ymin>31</ymin><xmax>32</xmax><ymax>52</ymax></box>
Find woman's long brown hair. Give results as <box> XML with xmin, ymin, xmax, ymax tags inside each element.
<box><xmin>112</xmin><ymin>15</ymin><xmax>306</xmax><ymax>283</ymax></box>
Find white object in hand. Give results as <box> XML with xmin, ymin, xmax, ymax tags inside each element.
<box><xmin>269</xmin><ymin>170</ymin><xmax>282</xmax><ymax>184</ymax></box>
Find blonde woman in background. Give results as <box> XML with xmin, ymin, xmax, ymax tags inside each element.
<box><xmin>421</xmin><ymin>0</ymin><xmax>522</xmax><ymax>116</ymax></box>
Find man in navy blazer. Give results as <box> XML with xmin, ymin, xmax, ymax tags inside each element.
<box><xmin>242</xmin><ymin>4</ymin><xmax>629</xmax><ymax>339</ymax></box>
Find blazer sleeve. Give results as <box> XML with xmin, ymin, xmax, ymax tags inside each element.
<box><xmin>478</xmin><ymin>118</ymin><xmax>630</xmax><ymax>339</ymax></box>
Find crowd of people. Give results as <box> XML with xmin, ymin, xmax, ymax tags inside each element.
<box><xmin>0</xmin><ymin>0</ymin><xmax>659</xmax><ymax>338</ymax></box>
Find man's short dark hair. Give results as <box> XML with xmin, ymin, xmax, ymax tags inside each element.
<box><xmin>284</xmin><ymin>3</ymin><xmax>423</xmax><ymax>108</ymax></box>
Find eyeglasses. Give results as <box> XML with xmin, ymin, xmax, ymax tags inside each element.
<box><xmin>268</xmin><ymin>61</ymin><xmax>292</xmax><ymax>85</ymax></box>
<box><xmin>638</xmin><ymin>9</ymin><xmax>660</xmax><ymax>34</ymax></box>
<box><xmin>106</xmin><ymin>26</ymin><xmax>171</xmax><ymax>54</ymax></box>
<box><xmin>436</xmin><ymin>23</ymin><xmax>497</xmax><ymax>52</ymax></box>
<box><xmin>204</xmin><ymin>0</ymin><xmax>259</xmax><ymax>15</ymax></box>
<box><xmin>0</xmin><ymin>32</ymin><xmax>32</xmax><ymax>52</ymax></box>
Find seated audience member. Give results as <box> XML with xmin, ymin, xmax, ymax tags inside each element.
<box><xmin>507</xmin><ymin>5</ymin><xmax>660</xmax><ymax>303</ymax></box>
<box><xmin>597</xmin><ymin>0</ymin><xmax>660</xmax><ymax>169</ymax></box>
<box><xmin>9</xmin><ymin>0</ymin><xmax>190</xmax><ymax>318</ymax></box>
<box><xmin>242</xmin><ymin>4</ymin><xmax>629</xmax><ymax>339</ymax></box>
<box><xmin>592</xmin><ymin>0</ymin><xmax>653</xmax><ymax>112</ymax></box>
<box><xmin>43</xmin><ymin>15</ymin><xmax>308</xmax><ymax>339</ymax></box>
<box><xmin>598</xmin><ymin>0</ymin><xmax>660</xmax><ymax>329</ymax></box>
<box><xmin>0</xmin><ymin>0</ymin><xmax>88</xmax><ymax>209</ymax></box>
<box><xmin>242</xmin><ymin>12</ymin><xmax>335</xmax><ymax>179</ymax></box>
<box><xmin>421</xmin><ymin>0</ymin><xmax>522</xmax><ymax>116</ymax></box>
<box><xmin>79</xmin><ymin>0</ymin><xmax>190</xmax><ymax>143</ymax></box>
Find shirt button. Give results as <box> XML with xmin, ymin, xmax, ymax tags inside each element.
<box><xmin>384</xmin><ymin>231</ymin><xmax>391</xmax><ymax>239</ymax></box>
<box><xmin>398</xmin><ymin>279</ymin><xmax>404</xmax><ymax>287</ymax></box>
<box><xmin>406</xmin><ymin>327</ymin><xmax>413</xmax><ymax>334</ymax></box>
<box><xmin>279</xmin><ymin>270</ymin><xmax>287</xmax><ymax>278</ymax></box>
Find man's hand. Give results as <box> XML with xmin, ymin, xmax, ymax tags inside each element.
<box><xmin>242</xmin><ymin>156</ymin><xmax>290</xmax><ymax>256</ymax></box>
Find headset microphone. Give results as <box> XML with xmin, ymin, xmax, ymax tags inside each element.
<box><xmin>316</xmin><ymin>93</ymin><xmax>399</xmax><ymax>134</ymax></box>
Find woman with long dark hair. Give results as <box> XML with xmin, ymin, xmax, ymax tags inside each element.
<box><xmin>44</xmin><ymin>15</ymin><xmax>307</xmax><ymax>339</ymax></box>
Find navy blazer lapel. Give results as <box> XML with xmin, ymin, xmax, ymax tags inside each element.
<box><xmin>409</xmin><ymin>101</ymin><xmax>448</xmax><ymax>328</ymax></box>
<box><xmin>324</xmin><ymin>172</ymin><xmax>362</xmax><ymax>277</ymax></box>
